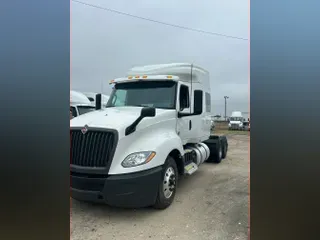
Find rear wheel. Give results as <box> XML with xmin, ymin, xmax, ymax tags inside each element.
<box><xmin>204</xmin><ymin>137</ymin><xmax>224</xmax><ymax>163</ymax></box>
<box><xmin>222</xmin><ymin>142</ymin><xmax>228</xmax><ymax>159</ymax></box>
<box><xmin>153</xmin><ymin>156</ymin><xmax>178</xmax><ymax>209</ymax></box>
<box><xmin>215</xmin><ymin>142</ymin><xmax>223</xmax><ymax>163</ymax></box>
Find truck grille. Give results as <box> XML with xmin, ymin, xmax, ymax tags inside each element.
<box><xmin>70</xmin><ymin>129</ymin><xmax>116</xmax><ymax>168</ymax></box>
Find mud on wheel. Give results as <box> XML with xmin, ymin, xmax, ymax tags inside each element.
<box><xmin>153</xmin><ymin>156</ymin><xmax>178</xmax><ymax>209</ymax></box>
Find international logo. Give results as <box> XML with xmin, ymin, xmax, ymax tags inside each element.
<box><xmin>81</xmin><ymin>125</ymin><xmax>88</xmax><ymax>134</ymax></box>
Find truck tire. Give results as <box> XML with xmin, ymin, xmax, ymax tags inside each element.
<box><xmin>215</xmin><ymin>142</ymin><xmax>223</xmax><ymax>163</ymax></box>
<box><xmin>203</xmin><ymin>137</ymin><xmax>223</xmax><ymax>163</ymax></box>
<box><xmin>153</xmin><ymin>156</ymin><xmax>178</xmax><ymax>210</ymax></box>
<box><xmin>221</xmin><ymin>136</ymin><xmax>228</xmax><ymax>159</ymax></box>
<box><xmin>222</xmin><ymin>142</ymin><xmax>228</xmax><ymax>159</ymax></box>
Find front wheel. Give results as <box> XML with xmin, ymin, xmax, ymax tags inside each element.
<box><xmin>153</xmin><ymin>156</ymin><xmax>178</xmax><ymax>210</ymax></box>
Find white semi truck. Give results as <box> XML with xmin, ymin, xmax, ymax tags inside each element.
<box><xmin>228</xmin><ymin>111</ymin><xmax>245</xmax><ymax>130</ymax></box>
<box><xmin>70</xmin><ymin>63</ymin><xmax>228</xmax><ymax>209</ymax></box>
<box><xmin>70</xmin><ymin>90</ymin><xmax>96</xmax><ymax>118</ymax></box>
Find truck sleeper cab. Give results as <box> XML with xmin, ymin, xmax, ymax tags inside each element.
<box><xmin>70</xmin><ymin>90</ymin><xmax>96</xmax><ymax>118</ymax></box>
<box><xmin>70</xmin><ymin>63</ymin><xmax>228</xmax><ymax>209</ymax></box>
<box><xmin>228</xmin><ymin>111</ymin><xmax>245</xmax><ymax>130</ymax></box>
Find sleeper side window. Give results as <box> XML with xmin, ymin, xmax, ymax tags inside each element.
<box><xmin>205</xmin><ymin>92</ymin><xmax>211</xmax><ymax>112</ymax></box>
<box><xmin>194</xmin><ymin>90</ymin><xmax>203</xmax><ymax>115</ymax></box>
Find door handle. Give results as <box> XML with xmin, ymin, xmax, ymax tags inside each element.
<box><xmin>189</xmin><ymin>120</ymin><xmax>192</xmax><ymax>130</ymax></box>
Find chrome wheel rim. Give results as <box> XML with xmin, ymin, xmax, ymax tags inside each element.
<box><xmin>163</xmin><ymin>167</ymin><xmax>176</xmax><ymax>199</ymax></box>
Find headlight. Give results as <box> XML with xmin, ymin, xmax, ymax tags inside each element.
<box><xmin>121</xmin><ymin>151</ymin><xmax>156</xmax><ymax>168</ymax></box>
<box><xmin>228</xmin><ymin>123</ymin><xmax>231</xmax><ymax>127</ymax></box>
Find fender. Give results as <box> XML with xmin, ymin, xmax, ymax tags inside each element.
<box><xmin>108</xmin><ymin>123</ymin><xmax>184</xmax><ymax>175</ymax></box>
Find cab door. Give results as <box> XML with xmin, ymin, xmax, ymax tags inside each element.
<box><xmin>176</xmin><ymin>83</ymin><xmax>193</xmax><ymax>145</ymax></box>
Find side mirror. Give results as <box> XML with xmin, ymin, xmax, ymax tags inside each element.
<box><xmin>95</xmin><ymin>94</ymin><xmax>102</xmax><ymax>110</ymax></box>
<box><xmin>125</xmin><ymin>107</ymin><xmax>155</xmax><ymax>136</ymax></box>
<box><xmin>140</xmin><ymin>107</ymin><xmax>156</xmax><ymax>118</ymax></box>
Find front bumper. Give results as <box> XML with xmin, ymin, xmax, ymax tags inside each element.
<box><xmin>70</xmin><ymin>166</ymin><xmax>163</xmax><ymax>208</ymax></box>
<box><xmin>229</xmin><ymin>125</ymin><xmax>243</xmax><ymax>130</ymax></box>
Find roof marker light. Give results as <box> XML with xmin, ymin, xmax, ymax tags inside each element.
<box><xmin>142</xmin><ymin>75</ymin><xmax>148</xmax><ymax>79</ymax></box>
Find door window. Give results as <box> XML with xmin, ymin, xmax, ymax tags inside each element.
<box><xmin>179</xmin><ymin>85</ymin><xmax>190</xmax><ymax>111</ymax></box>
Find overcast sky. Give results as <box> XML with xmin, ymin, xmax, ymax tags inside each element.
<box><xmin>71</xmin><ymin>0</ymin><xmax>249</xmax><ymax>116</ymax></box>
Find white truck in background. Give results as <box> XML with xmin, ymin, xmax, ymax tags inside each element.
<box><xmin>82</xmin><ymin>92</ymin><xmax>110</xmax><ymax>108</ymax></box>
<box><xmin>70</xmin><ymin>90</ymin><xmax>96</xmax><ymax>118</ymax></box>
<box><xmin>228</xmin><ymin>111</ymin><xmax>245</xmax><ymax>130</ymax></box>
<box><xmin>70</xmin><ymin>63</ymin><xmax>228</xmax><ymax>209</ymax></box>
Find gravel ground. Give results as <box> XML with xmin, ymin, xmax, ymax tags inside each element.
<box><xmin>71</xmin><ymin>133</ymin><xmax>249</xmax><ymax>240</ymax></box>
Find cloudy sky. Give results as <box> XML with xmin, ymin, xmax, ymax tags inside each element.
<box><xmin>71</xmin><ymin>0</ymin><xmax>249</xmax><ymax>116</ymax></box>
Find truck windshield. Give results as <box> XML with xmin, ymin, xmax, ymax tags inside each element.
<box><xmin>77</xmin><ymin>106</ymin><xmax>95</xmax><ymax>115</ymax></box>
<box><xmin>106</xmin><ymin>81</ymin><xmax>177</xmax><ymax>109</ymax></box>
<box><xmin>230</xmin><ymin>117</ymin><xmax>242</xmax><ymax>121</ymax></box>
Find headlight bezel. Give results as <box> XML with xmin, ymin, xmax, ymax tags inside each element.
<box><xmin>121</xmin><ymin>151</ymin><xmax>156</xmax><ymax>168</ymax></box>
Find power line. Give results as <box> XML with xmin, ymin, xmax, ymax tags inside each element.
<box><xmin>72</xmin><ymin>0</ymin><xmax>249</xmax><ymax>41</ymax></box>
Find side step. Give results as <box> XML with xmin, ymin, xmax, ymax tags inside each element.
<box><xmin>184</xmin><ymin>162</ymin><xmax>198</xmax><ymax>175</ymax></box>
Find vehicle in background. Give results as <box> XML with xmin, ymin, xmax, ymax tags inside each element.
<box><xmin>82</xmin><ymin>92</ymin><xmax>110</xmax><ymax>107</ymax></box>
<box><xmin>210</xmin><ymin>116</ymin><xmax>215</xmax><ymax>131</ymax></box>
<box><xmin>70</xmin><ymin>63</ymin><xmax>228</xmax><ymax>209</ymax></box>
<box><xmin>70</xmin><ymin>90</ymin><xmax>96</xmax><ymax>118</ymax></box>
<box><xmin>228</xmin><ymin>111</ymin><xmax>245</xmax><ymax>130</ymax></box>
<box><xmin>242</xmin><ymin>120</ymin><xmax>250</xmax><ymax>131</ymax></box>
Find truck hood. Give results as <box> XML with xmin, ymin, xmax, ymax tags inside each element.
<box><xmin>70</xmin><ymin>106</ymin><xmax>176</xmax><ymax>136</ymax></box>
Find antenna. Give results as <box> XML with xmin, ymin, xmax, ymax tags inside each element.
<box><xmin>190</xmin><ymin>63</ymin><xmax>193</xmax><ymax>114</ymax></box>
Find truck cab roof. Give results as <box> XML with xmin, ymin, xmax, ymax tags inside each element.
<box><xmin>70</xmin><ymin>90</ymin><xmax>92</xmax><ymax>105</ymax></box>
<box><xmin>110</xmin><ymin>63</ymin><xmax>210</xmax><ymax>91</ymax></box>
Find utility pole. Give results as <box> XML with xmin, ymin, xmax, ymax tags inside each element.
<box><xmin>224</xmin><ymin>96</ymin><xmax>229</xmax><ymax>121</ymax></box>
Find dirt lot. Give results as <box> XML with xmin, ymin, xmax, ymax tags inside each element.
<box><xmin>71</xmin><ymin>133</ymin><xmax>249</xmax><ymax>240</ymax></box>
